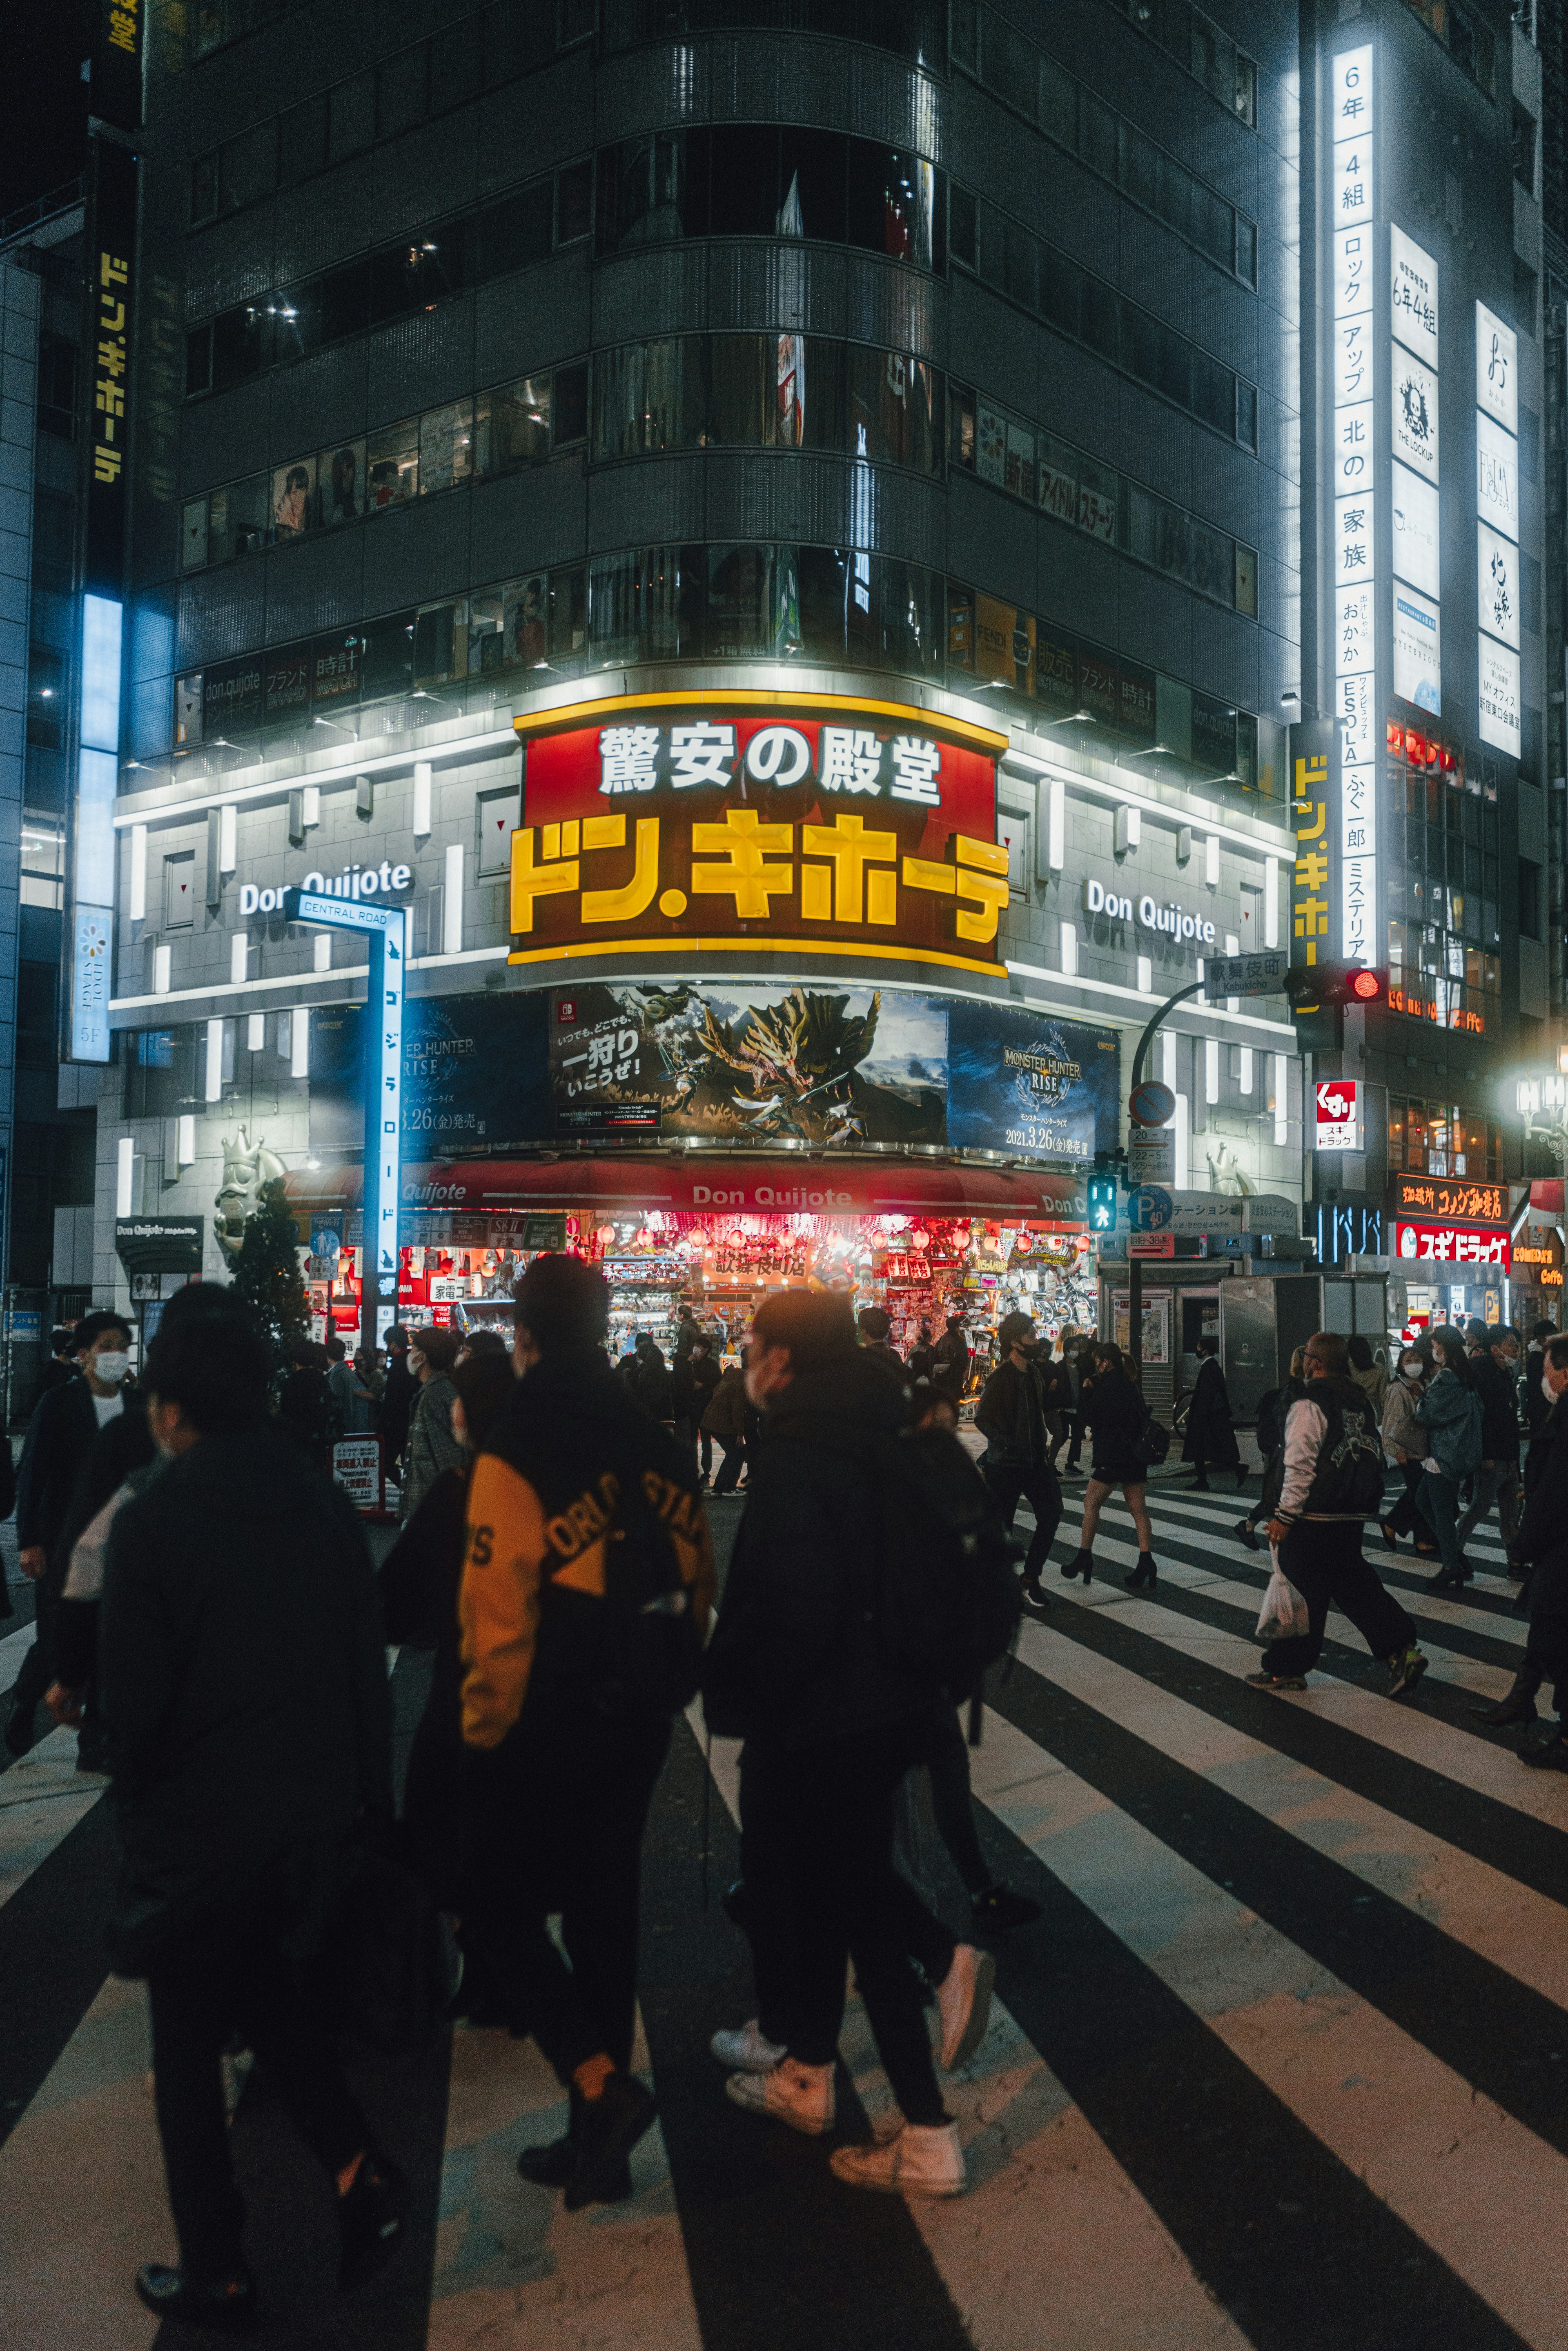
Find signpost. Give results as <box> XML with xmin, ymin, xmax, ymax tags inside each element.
<box><xmin>1127</xmin><ymin>1124</ymin><xmax>1176</xmax><ymax>1186</ymax></box>
<box><xmin>284</xmin><ymin>889</ymin><xmax>405</xmax><ymax>1354</ymax></box>
<box><xmin>1202</xmin><ymin>950</ymin><xmax>1290</xmax><ymax>1002</ymax></box>
<box><xmin>1128</xmin><ymin>1079</ymin><xmax>1177</xmax><ymax>1127</ymax></box>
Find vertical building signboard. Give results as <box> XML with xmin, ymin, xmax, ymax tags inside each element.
<box><xmin>1475</xmin><ymin>302</ymin><xmax>1520</xmax><ymax>758</ymax></box>
<box><xmin>1390</xmin><ymin>225</ymin><xmax>1440</xmax><ymax>736</ymax></box>
<box><xmin>1329</xmin><ymin>45</ymin><xmax>1377</xmax><ymax>968</ymax></box>
<box><xmin>1290</xmin><ymin>719</ymin><xmax>1336</xmax><ymax>971</ymax></box>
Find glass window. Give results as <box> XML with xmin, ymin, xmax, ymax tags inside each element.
<box><xmin>186</xmin><ymin>325</ymin><xmax>214</xmax><ymax>398</ymax></box>
<box><xmin>265</xmin><ymin>642</ymin><xmax>312</xmax><ymax>724</ymax></box>
<box><xmin>475</xmin><ymin>179</ymin><xmax>554</xmax><ymax>276</ymax></box>
<box><xmin>26</xmin><ymin>646</ymin><xmax>67</xmax><ymax>750</ymax></box>
<box><xmin>1234</xmin><ymin>544</ymin><xmax>1257</xmax><ymax>617</ymax></box>
<box><xmin>191</xmin><ymin>153</ymin><xmax>220</xmax><ymax>224</ymax></box>
<box><xmin>490</xmin><ymin>574</ymin><xmax>552</xmax><ymax>670</ymax></box>
<box><xmin>20</xmin><ymin>820</ymin><xmax>65</xmax><ymax>912</ymax></box>
<box><xmin>377</xmin><ymin>43</ymin><xmax>429</xmax><ymax>139</ymax></box>
<box><xmin>710</xmin><ymin>125</ymin><xmax>780</xmax><ymax>237</ymax></box>
<box><xmin>271</xmin><ymin>457</ymin><xmax>316</xmax><ymax>540</ymax></box>
<box><xmin>207</xmin><ymin>473</ymin><xmax>269</xmax><ymax>562</ymax></box>
<box><xmin>328</xmin><ymin>71</ymin><xmax>375</xmax><ymax>163</ymax></box>
<box><xmin>212</xmin><ymin>302</ymin><xmax>273</xmax><ymax>391</ymax></box>
<box><xmin>706</xmin><ymin>335</ymin><xmax>772</xmax><ymax>447</ymax></box>
<box><xmin>549</xmin><ymin>566</ymin><xmax>586</xmax><ymax>660</ymax></box>
<box><xmin>475</xmin><ymin>375</ymin><xmax>552</xmax><ymax>473</ymax></box>
<box><xmin>556</xmin><ymin>160</ymin><xmax>592</xmax><ymax>243</ymax></box>
<box><xmin>222</xmin><ymin>121</ymin><xmax>277</xmax><ymax>212</ymax></box>
<box><xmin>413</xmin><ymin>599</ymin><xmax>468</xmax><ymax>684</ymax></box>
<box><xmin>276</xmin><ymin>259</ymin><xmax>369</xmax><ymax>357</ymax></box>
<box><xmin>176</xmin><ymin>673</ymin><xmax>203</xmax><ymax>745</ymax></box>
<box><xmin>311</xmin><ymin>627</ymin><xmax>362</xmax><ymax>707</ymax></box>
<box><xmin>418</xmin><ymin>400</ymin><xmax>474</xmax><ymax>494</ymax></box>
<box><xmin>595</xmin><ymin>339</ymin><xmax>692</xmax><ymax>457</ymax></box>
<box><xmin>596</xmin><ymin>130</ymin><xmax>693</xmax><ymax>252</ymax></box>
<box><xmin>1037</xmin><ymin>51</ymin><xmax>1076</xmax><ymax>145</ymax></box>
<box><xmin>278</xmin><ymin>94</ymin><xmax>327</xmax><ymax>187</ymax></box>
<box><xmin>366</xmin><ymin>419</ymin><xmax>419</xmax><ymax>509</ymax></box>
<box><xmin>181</xmin><ymin>498</ymin><xmax>209</xmax><ymax>571</ymax></box>
<box><xmin>706</xmin><ymin>544</ymin><xmax>776</xmax><ymax>656</ymax></box>
<box><xmin>554</xmin><ymin>361</ymin><xmax>588</xmax><ymax>444</ymax></box>
<box><xmin>431</xmin><ymin>33</ymin><xmax>483</xmax><ymax>117</ymax></box>
<box><xmin>361</xmin><ymin>609</ymin><xmax>416</xmax><ymax>702</ymax></box>
<box><xmin>318</xmin><ymin>439</ymin><xmax>365</xmax><ymax>526</ymax></box>
<box><xmin>777</xmin><ymin>126</ymin><xmax>848</xmax><ymax>245</ymax></box>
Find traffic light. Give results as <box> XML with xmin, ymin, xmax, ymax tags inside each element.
<box><xmin>1087</xmin><ymin>1161</ymin><xmax>1119</xmax><ymax>1233</ymax></box>
<box><xmin>1283</xmin><ymin>960</ymin><xmax>1386</xmax><ymax>1012</ymax></box>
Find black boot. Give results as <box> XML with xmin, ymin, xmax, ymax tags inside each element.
<box><xmin>1232</xmin><ymin>1518</ymin><xmax>1260</xmax><ymax>1552</ymax></box>
<box><xmin>1189</xmin><ymin>1475</ymin><xmax>1211</xmax><ymax>1491</ymax></box>
<box><xmin>1123</xmin><ymin>1552</ymin><xmax>1157</xmax><ymax>1590</ymax></box>
<box><xmin>1235</xmin><ymin>1465</ymin><xmax>1249</xmax><ymax>1491</ymax></box>
<box><xmin>1060</xmin><ymin>1552</ymin><xmax>1094</xmax><ymax>1584</ymax></box>
<box><xmin>1469</xmin><ymin>1668</ymin><xmax>1542</xmax><ymax>1727</ymax></box>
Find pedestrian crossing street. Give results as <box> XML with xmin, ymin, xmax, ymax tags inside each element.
<box><xmin>4</xmin><ymin>1482</ymin><xmax>1568</xmax><ymax>2349</ymax></box>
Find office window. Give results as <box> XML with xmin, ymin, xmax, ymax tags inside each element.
<box><xmin>26</xmin><ymin>646</ymin><xmax>68</xmax><ymax>749</ymax></box>
<box><xmin>36</xmin><ymin>334</ymin><xmax>77</xmax><ymax>438</ymax></box>
<box><xmin>475</xmin><ymin>375</ymin><xmax>552</xmax><ymax>472</ymax></box>
<box><xmin>165</xmin><ymin>852</ymin><xmax>196</xmax><ymax>929</ymax></box>
<box><xmin>367</xmin><ymin>419</ymin><xmax>419</xmax><ymax>508</ymax></box>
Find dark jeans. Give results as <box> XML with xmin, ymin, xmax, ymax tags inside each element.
<box><xmin>711</xmin><ymin>1436</ymin><xmax>746</xmax><ymax>1494</ymax></box>
<box><xmin>1261</xmin><ymin>1520</ymin><xmax>1418</xmax><ymax>1678</ymax></box>
<box><xmin>6</xmin><ymin>1568</ymin><xmax>62</xmax><ymax>1749</ymax></box>
<box><xmin>1456</xmin><ymin>1460</ymin><xmax>1521</xmax><ymax>1549</ymax></box>
<box><xmin>463</xmin><ymin>1711</ymin><xmax>669</xmax><ymax>2086</ymax></box>
<box><xmin>1526</xmin><ymin>1598</ymin><xmax>1568</xmax><ymax>1705</ymax></box>
<box><xmin>1416</xmin><ymin>1472</ymin><xmax>1466</xmax><ymax>1572</ymax></box>
<box><xmin>916</xmin><ymin>1702</ymin><xmax>992</xmax><ymax>1897</ymax></box>
<box><xmin>983</xmin><ymin>1459</ymin><xmax>1062</xmax><ymax>1584</ymax></box>
<box><xmin>146</xmin><ymin>1906</ymin><xmax>367</xmax><ymax>2283</ymax></box>
<box><xmin>1384</xmin><ymin>1459</ymin><xmax>1428</xmax><ymax>1538</ymax></box>
<box><xmin>738</xmin><ymin>1723</ymin><xmax>948</xmax><ymax>2128</ymax></box>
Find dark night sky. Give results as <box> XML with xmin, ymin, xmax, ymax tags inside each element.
<box><xmin>2</xmin><ymin>6</ymin><xmax>93</xmax><ymax>227</ymax></box>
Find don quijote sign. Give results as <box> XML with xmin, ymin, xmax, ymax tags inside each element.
<box><xmin>511</xmin><ymin>699</ymin><xmax>1007</xmax><ymax>978</ymax></box>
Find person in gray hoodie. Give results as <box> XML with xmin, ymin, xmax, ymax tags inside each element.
<box><xmin>1413</xmin><ymin>1326</ymin><xmax>1484</xmax><ymax>1591</ymax></box>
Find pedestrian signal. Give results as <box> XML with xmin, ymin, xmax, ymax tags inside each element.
<box><xmin>1087</xmin><ymin>1167</ymin><xmax>1119</xmax><ymax>1233</ymax></box>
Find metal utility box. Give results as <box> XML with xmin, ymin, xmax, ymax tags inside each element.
<box><xmin>1218</xmin><ymin>1276</ymin><xmax>1323</xmax><ymax>1421</ymax></box>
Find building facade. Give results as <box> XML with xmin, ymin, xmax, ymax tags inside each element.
<box><xmin>101</xmin><ymin>0</ymin><xmax>1309</xmax><ymax>1377</ymax></box>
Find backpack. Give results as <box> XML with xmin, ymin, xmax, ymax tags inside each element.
<box><xmin>1131</xmin><ymin>1405</ymin><xmax>1171</xmax><ymax>1466</ymax></box>
<box><xmin>1301</xmin><ymin>1382</ymin><xmax>1387</xmax><ymax>1517</ymax></box>
<box><xmin>858</xmin><ymin>1425</ymin><xmax>1022</xmax><ymax>1697</ymax></box>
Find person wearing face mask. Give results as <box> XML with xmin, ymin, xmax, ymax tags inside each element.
<box><xmin>95</xmin><ymin>1299</ymin><xmax>404</xmax><ymax>2329</ymax></box>
<box><xmin>376</xmin><ymin>1324</ymin><xmax>417</xmax><ymax>1482</ymax></box>
<box><xmin>1454</xmin><ymin>1324</ymin><xmax>1523</xmax><ymax>1559</ymax></box>
<box><xmin>1482</xmin><ymin>1332</ymin><xmax>1568</xmax><ymax>1758</ymax></box>
<box><xmin>1379</xmin><ymin>1345</ymin><xmax>1439</xmax><ymax>1557</ymax></box>
<box><xmin>1412</xmin><ymin>1326</ymin><xmax>1484</xmax><ymax>1591</ymax></box>
<box><xmin>397</xmin><ymin>1326</ymin><xmax>463</xmax><ymax>1522</ymax></box>
<box><xmin>4</xmin><ymin>1309</ymin><xmax>133</xmax><ymax>1758</ymax></box>
<box><xmin>974</xmin><ymin>1310</ymin><xmax>1061</xmax><ymax>1615</ymax></box>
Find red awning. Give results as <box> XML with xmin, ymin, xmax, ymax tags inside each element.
<box><xmin>1530</xmin><ymin>1179</ymin><xmax>1564</xmax><ymax>1214</ymax></box>
<box><xmin>287</xmin><ymin>1157</ymin><xmax>1083</xmax><ymax>1219</ymax></box>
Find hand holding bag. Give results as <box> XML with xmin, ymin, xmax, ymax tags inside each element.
<box><xmin>1255</xmin><ymin>1544</ymin><xmax>1310</xmax><ymax>1643</ymax></box>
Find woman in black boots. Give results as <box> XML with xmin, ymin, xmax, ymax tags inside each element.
<box><xmin>1064</xmin><ymin>1342</ymin><xmax>1158</xmax><ymax>1589</ymax></box>
<box><xmin>1182</xmin><ymin>1336</ymin><xmax>1246</xmax><ymax>1493</ymax></box>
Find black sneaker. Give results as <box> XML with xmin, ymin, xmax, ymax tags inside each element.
<box><xmin>134</xmin><ymin>2265</ymin><xmax>256</xmax><ymax>2332</ymax></box>
<box><xmin>971</xmin><ymin>1882</ymin><xmax>1042</xmax><ymax>1933</ymax></box>
<box><xmin>1385</xmin><ymin>1646</ymin><xmax>1429</xmax><ymax>1700</ymax></box>
<box><xmin>1020</xmin><ymin>1579</ymin><xmax>1052</xmax><ymax>1619</ymax></box>
<box><xmin>337</xmin><ymin>2153</ymin><xmax>410</xmax><ymax>2292</ymax></box>
<box><xmin>1232</xmin><ymin>1519</ymin><xmax>1260</xmax><ymax>1552</ymax></box>
<box><xmin>1519</xmin><ymin>1734</ymin><xmax>1568</xmax><ymax>1772</ymax></box>
<box><xmin>564</xmin><ymin>2074</ymin><xmax>657</xmax><ymax>2213</ymax></box>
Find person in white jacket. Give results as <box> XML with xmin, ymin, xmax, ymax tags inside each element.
<box><xmin>1250</xmin><ymin>1330</ymin><xmax>1428</xmax><ymax>1698</ymax></box>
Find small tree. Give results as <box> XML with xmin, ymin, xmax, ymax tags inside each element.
<box><xmin>228</xmin><ymin>1177</ymin><xmax>312</xmax><ymax>1378</ymax></box>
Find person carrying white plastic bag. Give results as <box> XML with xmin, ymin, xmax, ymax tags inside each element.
<box><xmin>1246</xmin><ymin>1330</ymin><xmax>1429</xmax><ymax>1700</ymax></box>
<box><xmin>1254</xmin><ymin>1546</ymin><xmax>1310</xmax><ymax>1645</ymax></box>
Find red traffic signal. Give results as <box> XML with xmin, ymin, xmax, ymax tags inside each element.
<box><xmin>1283</xmin><ymin>960</ymin><xmax>1386</xmax><ymax>1011</ymax></box>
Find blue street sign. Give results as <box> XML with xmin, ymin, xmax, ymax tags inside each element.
<box><xmin>285</xmin><ymin>888</ymin><xmax>405</xmax><ymax>1355</ymax></box>
<box><xmin>1128</xmin><ymin>1186</ymin><xmax>1174</xmax><ymax>1233</ymax></box>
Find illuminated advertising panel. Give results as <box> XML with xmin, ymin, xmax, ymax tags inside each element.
<box><xmin>1330</xmin><ymin>45</ymin><xmax>1377</xmax><ymax>965</ymax></box>
<box><xmin>510</xmin><ymin>698</ymin><xmax>1004</xmax><ymax>977</ymax></box>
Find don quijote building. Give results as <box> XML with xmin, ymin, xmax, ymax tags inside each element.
<box><xmin>91</xmin><ymin>0</ymin><xmax>1310</xmax><ymax>1414</ymax></box>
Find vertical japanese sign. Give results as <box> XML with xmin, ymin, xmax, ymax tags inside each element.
<box><xmin>1476</xmin><ymin>301</ymin><xmax>1520</xmax><ymax>757</ymax></box>
<box><xmin>89</xmin><ymin>0</ymin><xmax>145</xmax><ymax>130</ymax></box>
<box><xmin>84</xmin><ymin>138</ymin><xmax>136</xmax><ymax>595</ymax></box>
<box><xmin>1329</xmin><ymin>44</ymin><xmax>1376</xmax><ymax>967</ymax></box>
<box><xmin>1290</xmin><ymin>720</ymin><xmax>1335</xmax><ymax>969</ymax></box>
<box><xmin>1390</xmin><ymin>226</ymin><xmax>1440</xmax><ymax>725</ymax></box>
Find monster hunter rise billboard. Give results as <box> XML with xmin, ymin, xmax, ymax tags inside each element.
<box><xmin>310</xmin><ymin>984</ymin><xmax>1121</xmax><ymax>1164</ymax></box>
<box><xmin>511</xmin><ymin>699</ymin><xmax>1009</xmax><ymax>979</ymax></box>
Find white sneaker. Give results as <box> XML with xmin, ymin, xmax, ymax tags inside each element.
<box><xmin>710</xmin><ymin>2019</ymin><xmax>787</xmax><ymax>2073</ymax></box>
<box><xmin>830</xmin><ymin>2121</ymin><xmax>966</xmax><ymax>2198</ymax></box>
<box><xmin>935</xmin><ymin>1943</ymin><xmax>996</xmax><ymax>2072</ymax></box>
<box><xmin>724</xmin><ymin>2059</ymin><xmax>835</xmax><ymax>2137</ymax></box>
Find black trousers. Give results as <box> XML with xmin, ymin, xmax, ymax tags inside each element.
<box><xmin>711</xmin><ymin>1436</ymin><xmax>746</xmax><ymax>1494</ymax></box>
<box><xmin>738</xmin><ymin>1723</ymin><xmax>949</xmax><ymax>2128</ymax></box>
<box><xmin>983</xmin><ymin>1459</ymin><xmax>1062</xmax><ymax>1583</ymax></box>
<box><xmin>914</xmin><ymin>1701</ymin><xmax>992</xmax><ymax>1897</ymax></box>
<box><xmin>1384</xmin><ymin>1459</ymin><xmax>1428</xmax><ymax>1538</ymax></box>
<box><xmin>463</xmin><ymin>1712</ymin><xmax>669</xmax><ymax>2086</ymax></box>
<box><xmin>1261</xmin><ymin>1520</ymin><xmax>1417</xmax><ymax>1678</ymax></box>
<box><xmin>145</xmin><ymin>1905</ymin><xmax>367</xmax><ymax>2284</ymax></box>
<box><xmin>6</xmin><ymin>1569</ymin><xmax>62</xmax><ymax>1746</ymax></box>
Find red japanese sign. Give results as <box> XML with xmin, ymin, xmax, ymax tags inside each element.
<box><xmin>512</xmin><ymin>699</ymin><xmax>1003</xmax><ymax>974</ymax></box>
<box><xmin>1395</xmin><ymin>1221</ymin><xmax>1510</xmax><ymax>1271</ymax></box>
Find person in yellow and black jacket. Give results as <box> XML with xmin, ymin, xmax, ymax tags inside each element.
<box><xmin>457</xmin><ymin>1253</ymin><xmax>714</xmax><ymax>2213</ymax></box>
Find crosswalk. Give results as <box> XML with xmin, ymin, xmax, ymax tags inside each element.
<box><xmin>2</xmin><ymin>1480</ymin><xmax>1567</xmax><ymax>2349</ymax></box>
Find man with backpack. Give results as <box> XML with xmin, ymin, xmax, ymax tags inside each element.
<box><xmin>975</xmin><ymin>1311</ymin><xmax>1061</xmax><ymax>1616</ymax></box>
<box><xmin>1250</xmin><ymin>1330</ymin><xmax>1428</xmax><ymax>1698</ymax></box>
<box><xmin>458</xmin><ymin>1255</ymin><xmax>714</xmax><ymax>2210</ymax></box>
<box><xmin>703</xmin><ymin>1291</ymin><xmax>1016</xmax><ymax>2202</ymax></box>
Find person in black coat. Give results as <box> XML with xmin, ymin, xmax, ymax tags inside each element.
<box><xmin>621</xmin><ymin>1332</ymin><xmax>675</xmax><ymax>1424</ymax></box>
<box><xmin>1473</xmin><ymin>1332</ymin><xmax>1568</xmax><ymax>1744</ymax></box>
<box><xmin>974</xmin><ymin>1310</ymin><xmax>1060</xmax><ymax>1612</ymax></box>
<box><xmin>931</xmin><ymin>1315</ymin><xmax>971</xmax><ymax>1401</ymax></box>
<box><xmin>1456</xmin><ymin>1326</ymin><xmax>1523</xmax><ymax>1554</ymax></box>
<box><xmin>1182</xmin><ymin>1336</ymin><xmax>1244</xmax><ymax>1491</ymax></box>
<box><xmin>376</xmin><ymin>1324</ymin><xmax>418</xmax><ymax>1473</ymax></box>
<box><xmin>703</xmin><ymin>1291</ymin><xmax>987</xmax><ymax>2199</ymax></box>
<box><xmin>5</xmin><ymin>1307</ymin><xmax>131</xmax><ymax>1756</ymax></box>
<box><xmin>671</xmin><ymin>1334</ymin><xmax>721</xmax><ymax>1479</ymax></box>
<box><xmin>1072</xmin><ymin>1342</ymin><xmax>1158</xmax><ymax>1587</ymax></box>
<box><xmin>98</xmin><ymin>1304</ymin><xmax>406</xmax><ymax>2330</ymax></box>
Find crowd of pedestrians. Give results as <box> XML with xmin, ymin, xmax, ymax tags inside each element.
<box><xmin>0</xmin><ymin>1275</ymin><xmax>1558</xmax><ymax>2321</ymax></box>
